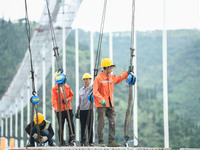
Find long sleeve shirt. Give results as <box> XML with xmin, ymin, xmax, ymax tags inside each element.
<box><xmin>51</xmin><ymin>84</ymin><xmax>74</xmax><ymax>111</ymax></box>
<box><xmin>78</xmin><ymin>84</ymin><xmax>93</xmax><ymax>110</ymax></box>
<box><xmin>93</xmin><ymin>71</ymin><xmax>128</xmax><ymax>107</ymax></box>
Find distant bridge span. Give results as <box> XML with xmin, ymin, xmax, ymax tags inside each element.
<box><xmin>0</xmin><ymin>0</ymin><xmax>82</xmax><ymax>148</ymax></box>
<box><xmin>0</xmin><ymin>0</ymin><xmax>82</xmax><ymax>117</ymax></box>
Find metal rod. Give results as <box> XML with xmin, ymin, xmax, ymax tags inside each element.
<box><xmin>10</xmin><ymin>113</ymin><xmax>12</xmax><ymax>137</ymax></box>
<box><xmin>43</xmin><ymin>53</ymin><xmax>46</xmax><ymax>118</ymax></box>
<box><xmin>0</xmin><ymin>117</ymin><xmax>3</xmax><ymax>137</ymax></box>
<box><xmin>63</xmin><ymin>0</ymin><xmax>66</xmax><ymax>74</ymax></box>
<box><xmin>21</xmin><ymin>93</ymin><xmax>24</xmax><ymax>138</ymax></box>
<box><xmin>90</xmin><ymin>31</ymin><xmax>95</xmax><ymax>142</ymax></box>
<box><xmin>133</xmin><ymin>0</ymin><xmax>138</xmax><ymax>145</ymax></box>
<box><xmin>90</xmin><ymin>31</ymin><xmax>94</xmax><ymax>83</ymax></box>
<box><xmin>27</xmin><ymin>79</ymin><xmax>30</xmax><ymax>128</ymax></box>
<box><xmin>62</xmin><ymin>1</ymin><xmax>67</xmax><ymax>141</ymax></box>
<box><xmin>75</xmin><ymin>28</ymin><xmax>79</xmax><ymax>141</ymax></box>
<box><xmin>52</xmin><ymin>43</ymin><xmax>56</xmax><ymax>140</ymax></box>
<box><xmin>163</xmin><ymin>0</ymin><xmax>169</xmax><ymax>148</ymax></box>
<box><xmin>5</xmin><ymin>117</ymin><xmax>8</xmax><ymax>137</ymax></box>
<box><xmin>15</xmin><ymin>99</ymin><xmax>18</xmax><ymax>138</ymax></box>
<box><xmin>109</xmin><ymin>32</ymin><xmax>113</xmax><ymax>75</ymax></box>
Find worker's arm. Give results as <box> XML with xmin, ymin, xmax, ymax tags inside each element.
<box><xmin>51</xmin><ymin>88</ymin><xmax>58</xmax><ymax>111</ymax></box>
<box><xmin>78</xmin><ymin>91</ymin><xmax>81</xmax><ymax>108</ymax></box>
<box><xmin>113</xmin><ymin>71</ymin><xmax>128</xmax><ymax>84</ymax></box>
<box><xmin>93</xmin><ymin>77</ymin><xmax>104</xmax><ymax>103</ymax></box>
<box><xmin>67</xmin><ymin>86</ymin><xmax>74</xmax><ymax>101</ymax></box>
<box><xmin>25</xmin><ymin>122</ymin><xmax>33</xmax><ymax>135</ymax></box>
<box><xmin>47</xmin><ymin>123</ymin><xmax>54</xmax><ymax>139</ymax></box>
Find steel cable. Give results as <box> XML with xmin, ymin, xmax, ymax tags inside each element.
<box><xmin>24</xmin><ymin>0</ymin><xmax>41</xmax><ymax>146</ymax></box>
<box><xmin>84</xmin><ymin>0</ymin><xmax>108</xmax><ymax>144</ymax></box>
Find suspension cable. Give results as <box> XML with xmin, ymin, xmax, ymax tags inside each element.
<box><xmin>45</xmin><ymin>0</ymin><xmax>61</xmax><ymax>71</ymax></box>
<box><xmin>24</xmin><ymin>0</ymin><xmax>41</xmax><ymax>146</ymax></box>
<box><xmin>124</xmin><ymin>0</ymin><xmax>137</xmax><ymax>147</ymax></box>
<box><xmin>24</xmin><ymin>0</ymin><xmax>36</xmax><ymax>96</ymax></box>
<box><xmin>84</xmin><ymin>0</ymin><xmax>108</xmax><ymax>144</ymax></box>
<box><xmin>44</xmin><ymin>0</ymin><xmax>75</xmax><ymax>146</ymax></box>
<box><xmin>94</xmin><ymin>0</ymin><xmax>107</xmax><ymax>77</ymax></box>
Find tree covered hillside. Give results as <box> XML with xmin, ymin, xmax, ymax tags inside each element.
<box><xmin>0</xmin><ymin>19</ymin><xmax>36</xmax><ymax>98</ymax></box>
<box><xmin>0</xmin><ymin>19</ymin><xmax>200</xmax><ymax>148</ymax></box>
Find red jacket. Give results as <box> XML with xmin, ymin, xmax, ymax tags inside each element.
<box><xmin>51</xmin><ymin>84</ymin><xmax>74</xmax><ymax>111</ymax></box>
<box><xmin>93</xmin><ymin>71</ymin><xmax>128</xmax><ymax>107</ymax></box>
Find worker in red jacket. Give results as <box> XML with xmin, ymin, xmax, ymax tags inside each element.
<box><xmin>93</xmin><ymin>58</ymin><xmax>128</xmax><ymax>147</ymax></box>
<box><xmin>51</xmin><ymin>73</ymin><xmax>75</xmax><ymax>146</ymax></box>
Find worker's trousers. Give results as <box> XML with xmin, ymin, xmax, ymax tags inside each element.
<box><xmin>56</xmin><ymin>110</ymin><xmax>75</xmax><ymax>144</ymax></box>
<box><xmin>96</xmin><ymin>107</ymin><xmax>116</xmax><ymax>143</ymax></box>
<box><xmin>80</xmin><ymin>109</ymin><xmax>93</xmax><ymax>144</ymax></box>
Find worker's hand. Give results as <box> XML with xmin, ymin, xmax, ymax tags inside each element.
<box><xmin>128</xmin><ymin>66</ymin><xmax>133</xmax><ymax>74</ymax></box>
<box><xmin>100</xmin><ymin>100</ymin><xmax>106</xmax><ymax>107</ymax></box>
<box><xmin>75</xmin><ymin>112</ymin><xmax>79</xmax><ymax>119</ymax></box>
<box><xmin>63</xmin><ymin>99</ymin><xmax>69</xmax><ymax>104</ymax></box>
<box><xmin>32</xmin><ymin>133</ymin><xmax>38</xmax><ymax>140</ymax></box>
<box><xmin>54</xmin><ymin>108</ymin><xmax>57</xmax><ymax>114</ymax></box>
<box><xmin>75</xmin><ymin>106</ymin><xmax>80</xmax><ymax>119</ymax></box>
<box><xmin>40</xmin><ymin>136</ymin><xmax>48</xmax><ymax>143</ymax></box>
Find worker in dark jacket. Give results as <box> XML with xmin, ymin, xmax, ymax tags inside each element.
<box><xmin>25</xmin><ymin>113</ymin><xmax>56</xmax><ymax>147</ymax></box>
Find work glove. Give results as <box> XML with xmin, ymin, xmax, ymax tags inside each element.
<box><xmin>75</xmin><ymin>106</ymin><xmax>80</xmax><ymax>119</ymax></box>
<box><xmin>40</xmin><ymin>136</ymin><xmax>48</xmax><ymax>143</ymax></box>
<box><xmin>100</xmin><ymin>100</ymin><xmax>106</xmax><ymax>107</ymax></box>
<box><xmin>128</xmin><ymin>66</ymin><xmax>133</xmax><ymax>74</ymax></box>
<box><xmin>32</xmin><ymin>133</ymin><xmax>38</xmax><ymax>140</ymax></box>
<box><xmin>62</xmin><ymin>99</ymin><xmax>69</xmax><ymax>104</ymax></box>
<box><xmin>75</xmin><ymin>112</ymin><xmax>79</xmax><ymax>119</ymax></box>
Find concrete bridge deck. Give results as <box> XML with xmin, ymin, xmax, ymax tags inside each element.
<box><xmin>11</xmin><ymin>147</ymin><xmax>172</xmax><ymax>150</ymax></box>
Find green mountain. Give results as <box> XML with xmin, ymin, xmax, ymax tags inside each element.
<box><xmin>0</xmin><ymin>18</ymin><xmax>200</xmax><ymax>148</ymax></box>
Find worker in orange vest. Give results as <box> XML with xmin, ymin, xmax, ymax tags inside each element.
<box><xmin>93</xmin><ymin>58</ymin><xmax>129</xmax><ymax>147</ymax></box>
<box><xmin>51</xmin><ymin>73</ymin><xmax>75</xmax><ymax>146</ymax></box>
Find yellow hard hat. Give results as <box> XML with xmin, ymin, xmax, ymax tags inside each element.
<box><xmin>34</xmin><ymin>113</ymin><xmax>44</xmax><ymax>124</ymax></box>
<box><xmin>101</xmin><ymin>58</ymin><xmax>115</xmax><ymax>67</ymax></box>
<box><xmin>82</xmin><ymin>73</ymin><xmax>92</xmax><ymax>80</ymax></box>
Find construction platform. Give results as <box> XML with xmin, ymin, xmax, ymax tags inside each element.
<box><xmin>10</xmin><ymin>147</ymin><xmax>172</xmax><ymax>150</ymax></box>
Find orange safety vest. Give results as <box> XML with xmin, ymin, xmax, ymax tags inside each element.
<box><xmin>51</xmin><ymin>84</ymin><xmax>74</xmax><ymax>111</ymax></box>
<box><xmin>93</xmin><ymin>71</ymin><xmax>128</xmax><ymax>107</ymax></box>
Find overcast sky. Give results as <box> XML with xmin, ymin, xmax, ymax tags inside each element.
<box><xmin>0</xmin><ymin>0</ymin><xmax>199</xmax><ymax>31</ymax></box>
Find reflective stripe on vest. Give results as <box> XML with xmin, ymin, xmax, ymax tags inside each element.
<box><xmin>100</xmin><ymin>80</ymin><xmax>113</xmax><ymax>83</ymax></box>
<box><xmin>41</xmin><ymin>120</ymin><xmax>50</xmax><ymax>132</ymax></box>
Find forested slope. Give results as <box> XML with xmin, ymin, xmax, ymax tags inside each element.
<box><xmin>0</xmin><ymin>19</ymin><xmax>200</xmax><ymax>148</ymax></box>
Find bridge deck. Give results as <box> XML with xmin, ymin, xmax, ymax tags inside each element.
<box><xmin>11</xmin><ymin>147</ymin><xmax>171</xmax><ymax>150</ymax></box>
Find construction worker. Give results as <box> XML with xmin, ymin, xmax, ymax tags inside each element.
<box><xmin>75</xmin><ymin>73</ymin><xmax>94</xmax><ymax>146</ymax></box>
<box><xmin>51</xmin><ymin>73</ymin><xmax>75</xmax><ymax>146</ymax></box>
<box><xmin>93</xmin><ymin>58</ymin><xmax>129</xmax><ymax>147</ymax></box>
<box><xmin>25</xmin><ymin>113</ymin><xmax>55</xmax><ymax>147</ymax></box>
